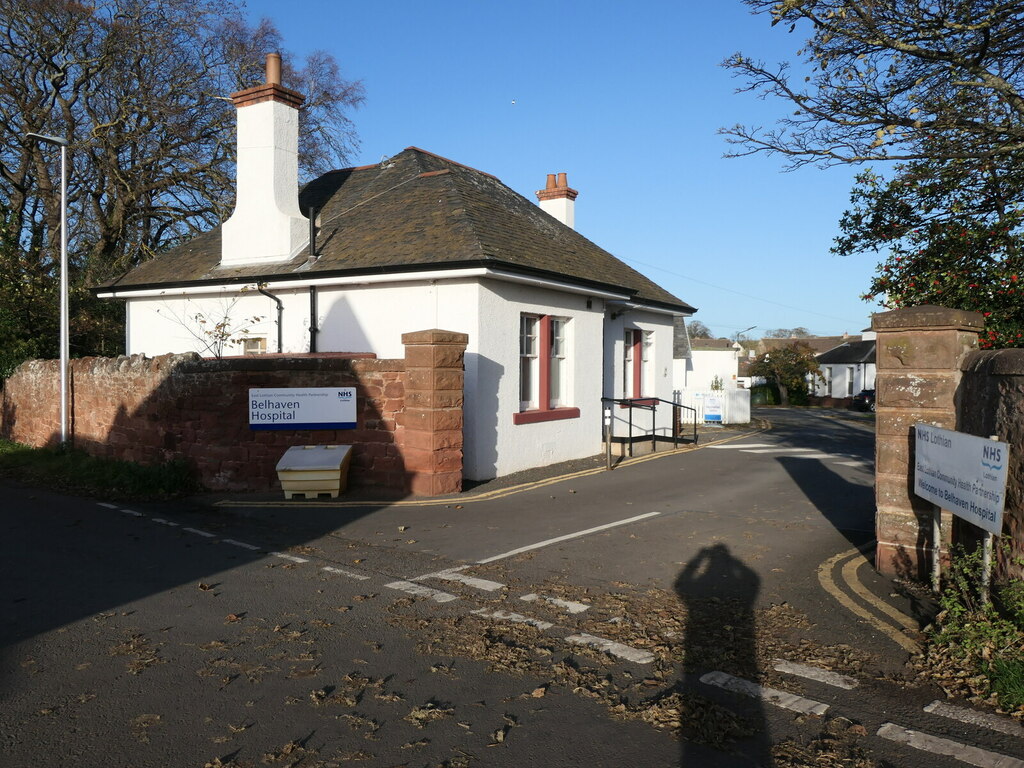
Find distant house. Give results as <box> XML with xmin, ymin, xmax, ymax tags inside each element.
<box><xmin>673</xmin><ymin>327</ymin><xmax>743</xmax><ymax>391</ymax></box>
<box><xmin>95</xmin><ymin>55</ymin><xmax>695</xmax><ymax>482</ymax></box>
<box><xmin>813</xmin><ymin>335</ymin><xmax>876</xmax><ymax>399</ymax></box>
<box><xmin>756</xmin><ymin>334</ymin><xmax>861</xmax><ymax>358</ymax></box>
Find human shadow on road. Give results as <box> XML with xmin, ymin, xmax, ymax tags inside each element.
<box><xmin>675</xmin><ymin>542</ymin><xmax>770</xmax><ymax>767</ymax></box>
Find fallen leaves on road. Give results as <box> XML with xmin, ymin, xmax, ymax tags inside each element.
<box><xmin>772</xmin><ymin>716</ymin><xmax>878</xmax><ymax>767</ymax></box>
<box><xmin>109</xmin><ymin>632</ymin><xmax>165</xmax><ymax>675</ymax></box>
<box><xmin>405</xmin><ymin>701</ymin><xmax>455</xmax><ymax>728</ymax></box>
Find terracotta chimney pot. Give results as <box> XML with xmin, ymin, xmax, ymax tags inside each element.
<box><xmin>266</xmin><ymin>53</ymin><xmax>282</xmax><ymax>86</ymax></box>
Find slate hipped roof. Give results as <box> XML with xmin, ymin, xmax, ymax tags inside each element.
<box><xmin>99</xmin><ymin>147</ymin><xmax>694</xmax><ymax>313</ymax></box>
<box><xmin>816</xmin><ymin>339</ymin><xmax>876</xmax><ymax>365</ymax></box>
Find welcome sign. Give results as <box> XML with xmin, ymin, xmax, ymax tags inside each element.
<box><xmin>914</xmin><ymin>423</ymin><xmax>1009</xmax><ymax>536</ymax></box>
<box><xmin>249</xmin><ymin>387</ymin><xmax>357</xmax><ymax>430</ymax></box>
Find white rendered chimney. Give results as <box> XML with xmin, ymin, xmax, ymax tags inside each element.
<box><xmin>535</xmin><ymin>172</ymin><xmax>578</xmax><ymax>229</ymax></box>
<box><xmin>221</xmin><ymin>53</ymin><xmax>307</xmax><ymax>266</ymax></box>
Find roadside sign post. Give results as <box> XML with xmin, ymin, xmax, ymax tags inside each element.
<box><xmin>913</xmin><ymin>423</ymin><xmax>1008</xmax><ymax>600</ymax></box>
<box><xmin>604</xmin><ymin>408</ymin><xmax>612</xmax><ymax>470</ymax></box>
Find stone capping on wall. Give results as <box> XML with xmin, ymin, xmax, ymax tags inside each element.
<box><xmin>961</xmin><ymin>348</ymin><xmax>1024</xmax><ymax>376</ymax></box>
<box><xmin>872</xmin><ymin>304</ymin><xmax>985</xmax><ymax>332</ymax></box>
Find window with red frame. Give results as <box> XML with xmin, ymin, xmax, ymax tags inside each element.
<box><xmin>515</xmin><ymin>314</ymin><xmax>579</xmax><ymax>424</ymax></box>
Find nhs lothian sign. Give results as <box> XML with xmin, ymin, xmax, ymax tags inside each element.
<box><xmin>249</xmin><ymin>387</ymin><xmax>357</xmax><ymax>430</ymax></box>
<box><xmin>914</xmin><ymin>423</ymin><xmax>1009</xmax><ymax>536</ymax></box>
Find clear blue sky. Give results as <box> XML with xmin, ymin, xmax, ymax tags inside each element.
<box><xmin>242</xmin><ymin>0</ymin><xmax>884</xmax><ymax>338</ymax></box>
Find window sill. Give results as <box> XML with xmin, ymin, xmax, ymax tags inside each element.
<box><xmin>513</xmin><ymin>407</ymin><xmax>581</xmax><ymax>425</ymax></box>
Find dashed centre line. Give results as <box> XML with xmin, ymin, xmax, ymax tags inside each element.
<box><xmin>773</xmin><ymin>659</ymin><xmax>858</xmax><ymax>690</ymax></box>
<box><xmin>222</xmin><ymin>538</ymin><xmax>261</xmax><ymax>551</ymax></box>
<box><xmin>471</xmin><ymin>608</ymin><xmax>553</xmax><ymax>630</ymax></box>
<box><xmin>924</xmin><ymin>700</ymin><xmax>1024</xmax><ymax>738</ymax></box>
<box><xmin>565</xmin><ymin>633</ymin><xmax>655</xmax><ymax>665</ymax></box>
<box><xmin>877</xmin><ymin>722</ymin><xmax>1024</xmax><ymax>768</ymax></box>
<box><xmin>183</xmin><ymin>527</ymin><xmax>216</xmax><ymax>538</ymax></box>
<box><xmin>321</xmin><ymin>566</ymin><xmax>371</xmax><ymax>581</ymax></box>
<box><xmin>271</xmin><ymin>552</ymin><xmax>309</xmax><ymax>564</ymax></box>
<box><xmin>385</xmin><ymin>580</ymin><xmax>459</xmax><ymax>603</ymax></box>
<box><xmin>700</xmin><ymin>671</ymin><xmax>829</xmax><ymax>716</ymax></box>
<box><xmin>419</xmin><ymin>566</ymin><xmax>505</xmax><ymax>592</ymax></box>
<box><xmin>520</xmin><ymin>593</ymin><xmax>590</xmax><ymax>614</ymax></box>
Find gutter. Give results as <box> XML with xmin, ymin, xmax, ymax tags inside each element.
<box><xmin>96</xmin><ymin>267</ymin><xmax>635</xmax><ymax>303</ymax></box>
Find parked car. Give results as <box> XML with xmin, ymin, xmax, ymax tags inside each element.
<box><xmin>852</xmin><ymin>389</ymin><xmax>875</xmax><ymax>412</ymax></box>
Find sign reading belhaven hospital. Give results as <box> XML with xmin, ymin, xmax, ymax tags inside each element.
<box><xmin>914</xmin><ymin>423</ymin><xmax>1009</xmax><ymax>536</ymax></box>
<box><xmin>249</xmin><ymin>388</ymin><xmax>357</xmax><ymax>430</ymax></box>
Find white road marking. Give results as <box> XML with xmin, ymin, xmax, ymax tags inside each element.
<box><xmin>746</xmin><ymin>447</ymin><xmax>818</xmax><ymax>454</ymax></box>
<box><xmin>877</xmin><ymin>722</ymin><xmax>1024</xmax><ymax>768</ymax></box>
<box><xmin>98</xmin><ymin>502</ymin><xmax>119</xmax><ymax>509</ymax></box>
<box><xmin>924</xmin><ymin>700</ymin><xmax>1024</xmax><ymax>738</ymax></box>
<box><xmin>476</xmin><ymin>512</ymin><xmax>661</xmax><ymax>564</ymax></box>
<box><xmin>520</xmin><ymin>593</ymin><xmax>590</xmax><ymax>614</ymax></box>
<box><xmin>707</xmin><ymin>443</ymin><xmax>776</xmax><ymax>450</ymax></box>
<box><xmin>222</xmin><ymin>538</ymin><xmax>260</xmax><ymax>551</ymax></box>
<box><xmin>422</xmin><ymin>567</ymin><xmax>504</xmax><ymax>592</ymax></box>
<box><xmin>322</xmin><ymin>566</ymin><xmax>371</xmax><ymax>581</ymax></box>
<box><xmin>565</xmin><ymin>633</ymin><xmax>655</xmax><ymax>664</ymax></box>
<box><xmin>773</xmin><ymin>659</ymin><xmax>858</xmax><ymax>690</ymax></box>
<box><xmin>183</xmin><ymin>527</ymin><xmax>216</xmax><ymax>538</ymax></box>
<box><xmin>700</xmin><ymin>671</ymin><xmax>829</xmax><ymax>716</ymax></box>
<box><xmin>271</xmin><ymin>552</ymin><xmax>309</xmax><ymax>563</ymax></box>
<box><xmin>122</xmin><ymin>510</ymin><xmax>144</xmax><ymax>517</ymax></box>
<box><xmin>783</xmin><ymin>453</ymin><xmax>840</xmax><ymax>460</ymax></box>
<box><xmin>151</xmin><ymin>518</ymin><xmax>179</xmax><ymax>527</ymax></box>
<box><xmin>385</xmin><ymin>580</ymin><xmax>458</xmax><ymax>603</ymax></box>
<box><xmin>471</xmin><ymin>608</ymin><xmax>553</xmax><ymax>630</ymax></box>
<box><xmin>836</xmin><ymin>460</ymin><xmax>871</xmax><ymax>468</ymax></box>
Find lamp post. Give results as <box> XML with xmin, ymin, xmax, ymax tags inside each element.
<box><xmin>25</xmin><ymin>132</ymin><xmax>69</xmax><ymax>445</ymax></box>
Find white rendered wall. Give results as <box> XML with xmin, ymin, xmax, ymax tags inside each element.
<box><xmin>125</xmin><ymin>277</ymin><xmax>610</xmax><ymax>481</ymax></box>
<box><xmin>676</xmin><ymin>349</ymin><xmax>739</xmax><ymax>391</ymax></box>
<box><xmin>470</xmin><ymin>280</ymin><xmax>604</xmax><ymax>480</ymax></box>
<box><xmin>221</xmin><ymin>99</ymin><xmax>308</xmax><ymax>265</ymax></box>
<box><xmin>603</xmin><ymin>310</ymin><xmax>676</xmax><ymax>438</ymax></box>
<box><xmin>127</xmin><ymin>291</ymin><xmax>285</xmax><ymax>356</ymax></box>
<box><xmin>814</xmin><ymin>363</ymin><xmax>876</xmax><ymax>398</ymax></box>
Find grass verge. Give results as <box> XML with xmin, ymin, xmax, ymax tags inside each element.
<box><xmin>0</xmin><ymin>438</ymin><xmax>199</xmax><ymax>500</ymax></box>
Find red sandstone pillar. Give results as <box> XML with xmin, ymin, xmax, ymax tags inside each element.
<box><xmin>401</xmin><ymin>329</ymin><xmax>468</xmax><ymax>496</ymax></box>
<box><xmin>873</xmin><ymin>305</ymin><xmax>983</xmax><ymax>578</ymax></box>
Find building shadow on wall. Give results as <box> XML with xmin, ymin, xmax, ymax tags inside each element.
<box><xmin>674</xmin><ymin>543</ymin><xmax>770</xmax><ymax>766</ymax></box>
<box><xmin>461</xmin><ymin>352</ymin><xmax>501</xmax><ymax>483</ymax></box>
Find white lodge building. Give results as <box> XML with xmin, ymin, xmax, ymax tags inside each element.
<box><xmin>96</xmin><ymin>55</ymin><xmax>695</xmax><ymax>482</ymax></box>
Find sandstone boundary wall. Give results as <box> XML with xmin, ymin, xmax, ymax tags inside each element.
<box><xmin>0</xmin><ymin>329</ymin><xmax>467</xmax><ymax>496</ymax></box>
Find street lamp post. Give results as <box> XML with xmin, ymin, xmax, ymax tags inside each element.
<box><xmin>25</xmin><ymin>132</ymin><xmax>69</xmax><ymax>446</ymax></box>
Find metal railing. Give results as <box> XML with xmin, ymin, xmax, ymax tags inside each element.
<box><xmin>601</xmin><ymin>396</ymin><xmax>698</xmax><ymax>466</ymax></box>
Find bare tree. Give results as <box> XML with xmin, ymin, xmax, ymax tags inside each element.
<box><xmin>687</xmin><ymin>319</ymin><xmax>714</xmax><ymax>339</ymax></box>
<box><xmin>0</xmin><ymin>0</ymin><xmax>364</xmax><ymax>363</ymax></box>
<box><xmin>721</xmin><ymin>1</ymin><xmax>1024</xmax><ymax>168</ymax></box>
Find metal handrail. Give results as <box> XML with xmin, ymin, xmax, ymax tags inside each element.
<box><xmin>600</xmin><ymin>396</ymin><xmax>698</xmax><ymax>465</ymax></box>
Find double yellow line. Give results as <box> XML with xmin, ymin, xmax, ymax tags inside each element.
<box><xmin>817</xmin><ymin>545</ymin><xmax>922</xmax><ymax>654</ymax></box>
